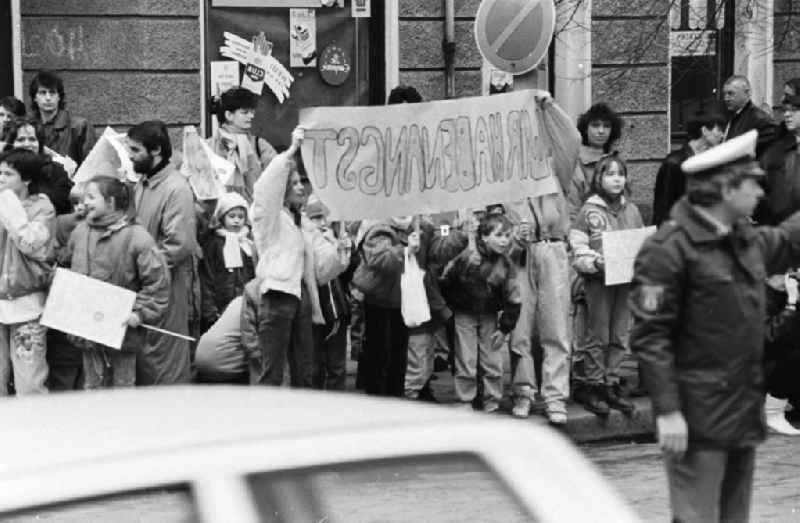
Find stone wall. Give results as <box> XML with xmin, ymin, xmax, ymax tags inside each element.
<box><xmin>19</xmin><ymin>0</ymin><xmax>201</xmax><ymax>148</ymax></box>
<box><xmin>591</xmin><ymin>0</ymin><xmax>671</xmax><ymax>223</ymax></box>
<box><xmin>397</xmin><ymin>0</ymin><xmax>482</xmax><ymax>101</ymax></box>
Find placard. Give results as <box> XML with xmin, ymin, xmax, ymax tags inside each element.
<box><xmin>40</xmin><ymin>269</ymin><xmax>137</xmax><ymax>350</ymax></box>
<box><xmin>299</xmin><ymin>89</ymin><xmax>565</xmax><ymax>221</ymax></box>
<box><xmin>73</xmin><ymin>127</ymin><xmax>136</xmax><ymax>184</ymax></box>
<box><xmin>602</xmin><ymin>226</ymin><xmax>657</xmax><ymax>286</ymax></box>
<box><xmin>290</xmin><ymin>8</ymin><xmax>317</xmax><ymax>67</ymax></box>
<box><xmin>352</xmin><ymin>0</ymin><xmax>371</xmax><ymax>18</ymax></box>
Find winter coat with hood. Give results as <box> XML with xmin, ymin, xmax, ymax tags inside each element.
<box><xmin>440</xmin><ymin>239</ymin><xmax>521</xmax><ymax>333</ymax></box>
<box><xmin>67</xmin><ymin>216</ymin><xmax>171</xmax><ymax>352</ymax></box>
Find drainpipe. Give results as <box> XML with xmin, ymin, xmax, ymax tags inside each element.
<box><xmin>443</xmin><ymin>0</ymin><xmax>456</xmax><ymax>99</ymax></box>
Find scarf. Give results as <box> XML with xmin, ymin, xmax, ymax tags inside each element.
<box><xmin>217</xmin><ymin>125</ymin><xmax>260</xmax><ymax>189</ymax></box>
<box><xmin>87</xmin><ymin>210</ymin><xmax>127</xmax><ymax>230</ymax></box>
<box><xmin>216</xmin><ymin>226</ymin><xmax>254</xmax><ymax>269</ymax></box>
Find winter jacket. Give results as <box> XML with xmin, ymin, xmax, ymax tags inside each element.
<box><xmin>67</xmin><ymin>218</ymin><xmax>171</xmax><ymax>352</ymax></box>
<box><xmin>251</xmin><ymin>152</ymin><xmax>346</xmax><ymax>323</ymax></box>
<box><xmin>0</xmin><ymin>193</ymin><xmax>56</xmax><ymax>300</ymax></box>
<box><xmin>199</xmin><ymin>231</ymin><xmax>256</xmax><ymax>328</ymax></box>
<box><xmin>755</xmin><ymin>126</ymin><xmax>800</xmax><ymax>225</ymax></box>
<box><xmin>652</xmin><ymin>144</ymin><xmax>693</xmax><ymax>227</ymax></box>
<box><xmin>629</xmin><ymin>197</ymin><xmax>800</xmax><ymax>448</ymax></box>
<box><xmin>352</xmin><ymin>219</ymin><xmax>467</xmax><ymax>320</ymax></box>
<box><xmin>570</xmin><ymin>194</ymin><xmax>644</xmax><ymax>275</ymax></box>
<box><xmin>440</xmin><ymin>241</ymin><xmax>521</xmax><ymax>333</ymax></box>
<box><xmin>567</xmin><ymin>145</ymin><xmax>606</xmax><ymax>221</ymax></box>
<box><xmin>31</xmin><ymin>109</ymin><xmax>96</xmax><ymax>164</ymax></box>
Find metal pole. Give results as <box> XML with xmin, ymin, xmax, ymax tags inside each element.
<box><xmin>443</xmin><ymin>0</ymin><xmax>456</xmax><ymax>99</ymax></box>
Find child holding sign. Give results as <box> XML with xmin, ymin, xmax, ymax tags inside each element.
<box><xmin>569</xmin><ymin>153</ymin><xmax>643</xmax><ymax>415</ymax></box>
<box><xmin>66</xmin><ymin>176</ymin><xmax>170</xmax><ymax>388</ymax></box>
<box><xmin>440</xmin><ymin>214</ymin><xmax>521</xmax><ymax>412</ymax></box>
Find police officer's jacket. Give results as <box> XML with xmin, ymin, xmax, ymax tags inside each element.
<box><xmin>630</xmin><ymin>196</ymin><xmax>800</xmax><ymax>448</ymax></box>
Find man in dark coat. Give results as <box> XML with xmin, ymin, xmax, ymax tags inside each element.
<box><xmin>630</xmin><ymin>130</ymin><xmax>800</xmax><ymax>522</ymax></box>
<box><xmin>722</xmin><ymin>75</ymin><xmax>777</xmax><ymax>156</ymax></box>
<box><xmin>651</xmin><ymin>112</ymin><xmax>726</xmax><ymax>226</ymax></box>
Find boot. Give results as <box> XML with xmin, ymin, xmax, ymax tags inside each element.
<box><xmin>512</xmin><ymin>396</ymin><xmax>531</xmax><ymax>418</ymax></box>
<box><xmin>765</xmin><ymin>394</ymin><xmax>800</xmax><ymax>435</ymax></box>
<box><xmin>605</xmin><ymin>383</ymin><xmax>635</xmax><ymax>415</ymax></box>
<box><xmin>576</xmin><ymin>385</ymin><xmax>609</xmax><ymax>416</ymax></box>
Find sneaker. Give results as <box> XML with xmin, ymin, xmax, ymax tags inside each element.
<box><xmin>512</xmin><ymin>397</ymin><xmax>531</xmax><ymax>418</ymax></box>
<box><xmin>605</xmin><ymin>384</ymin><xmax>635</xmax><ymax>415</ymax></box>
<box><xmin>547</xmin><ymin>410</ymin><xmax>567</xmax><ymax>426</ymax></box>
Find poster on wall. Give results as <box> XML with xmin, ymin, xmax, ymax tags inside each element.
<box><xmin>352</xmin><ymin>0</ymin><xmax>371</xmax><ymax>18</ymax></box>
<box><xmin>210</xmin><ymin>60</ymin><xmax>240</xmax><ymax>96</ymax></box>
<box><xmin>220</xmin><ymin>31</ymin><xmax>293</xmax><ymax>103</ymax></box>
<box><xmin>290</xmin><ymin>8</ymin><xmax>317</xmax><ymax>67</ymax></box>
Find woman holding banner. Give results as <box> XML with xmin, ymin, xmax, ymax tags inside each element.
<box><xmin>207</xmin><ymin>87</ymin><xmax>276</xmax><ymax>203</ymax></box>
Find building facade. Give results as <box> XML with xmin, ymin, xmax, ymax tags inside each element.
<box><xmin>4</xmin><ymin>0</ymin><xmax>798</xmax><ymax>219</ymax></box>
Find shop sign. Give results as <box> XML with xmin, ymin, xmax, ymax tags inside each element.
<box><xmin>352</xmin><ymin>0</ymin><xmax>370</xmax><ymax>18</ymax></box>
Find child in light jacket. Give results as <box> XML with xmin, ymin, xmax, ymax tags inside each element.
<box><xmin>66</xmin><ymin>176</ymin><xmax>170</xmax><ymax>388</ymax></box>
<box><xmin>569</xmin><ymin>153</ymin><xmax>643</xmax><ymax>415</ymax></box>
<box><xmin>0</xmin><ymin>150</ymin><xmax>56</xmax><ymax>395</ymax></box>
<box><xmin>441</xmin><ymin>214</ymin><xmax>521</xmax><ymax>412</ymax></box>
<box><xmin>200</xmin><ymin>191</ymin><xmax>256</xmax><ymax>332</ymax></box>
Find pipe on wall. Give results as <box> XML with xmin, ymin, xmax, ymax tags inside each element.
<box><xmin>443</xmin><ymin>0</ymin><xmax>456</xmax><ymax>99</ymax></box>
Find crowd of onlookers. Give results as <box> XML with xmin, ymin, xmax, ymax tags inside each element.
<box><xmin>0</xmin><ymin>70</ymin><xmax>798</xmax><ymax>433</ymax></box>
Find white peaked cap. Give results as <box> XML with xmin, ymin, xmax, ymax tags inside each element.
<box><xmin>681</xmin><ymin>129</ymin><xmax>762</xmax><ymax>175</ymax></box>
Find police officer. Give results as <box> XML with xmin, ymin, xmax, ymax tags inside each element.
<box><xmin>630</xmin><ymin>130</ymin><xmax>800</xmax><ymax>522</ymax></box>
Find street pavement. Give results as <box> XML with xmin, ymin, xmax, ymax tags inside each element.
<box><xmin>585</xmin><ymin>436</ymin><xmax>800</xmax><ymax>522</ymax></box>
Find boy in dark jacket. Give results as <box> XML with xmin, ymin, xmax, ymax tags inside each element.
<box><xmin>441</xmin><ymin>214</ymin><xmax>521</xmax><ymax>412</ymax></box>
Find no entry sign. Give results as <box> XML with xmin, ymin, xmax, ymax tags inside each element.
<box><xmin>474</xmin><ymin>0</ymin><xmax>556</xmax><ymax>75</ymax></box>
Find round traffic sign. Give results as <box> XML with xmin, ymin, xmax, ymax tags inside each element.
<box><xmin>474</xmin><ymin>0</ymin><xmax>556</xmax><ymax>75</ymax></box>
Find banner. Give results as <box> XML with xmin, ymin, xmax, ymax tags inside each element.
<box><xmin>40</xmin><ymin>269</ymin><xmax>137</xmax><ymax>350</ymax></box>
<box><xmin>299</xmin><ymin>89</ymin><xmax>563</xmax><ymax>220</ymax></box>
<box><xmin>602</xmin><ymin>226</ymin><xmax>657</xmax><ymax>286</ymax></box>
<box><xmin>179</xmin><ymin>126</ymin><xmax>233</xmax><ymax>201</ymax></box>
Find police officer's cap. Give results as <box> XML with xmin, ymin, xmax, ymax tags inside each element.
<box><xmin>681</xmin><ymin>129</ymin><xmax>764</xmax><ymax>177</ymax></box>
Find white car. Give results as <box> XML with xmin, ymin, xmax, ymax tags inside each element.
<box><xmin>0</xmin><ymin>387</ymin><xmax>639</xmax><ymax>522</ymax></box>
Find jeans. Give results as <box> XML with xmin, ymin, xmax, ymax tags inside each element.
<box><xmin>454</xmin><ymin>312</ymin><xmax>502</xmax><ymax>406</ymax></box>
<box><xmin>0</xmin><ymin>320</ymin><xmax>49</xmax><ymax>395</ymax></box>
<box><xmin>249</xmin><ymin>290</ymin><xmax>314</xmax><ymax>388</ymax></box>
<box><xmin>312</xmin><ymin>321</ymin><xmax>347</xmax><ymax>391</ymax></box>
<box><xmin>666</xmin><ymin>447</ymin><xmax>755</xmax><ymax>523</ymax></box>
<box><xmin>583</xmin><ymin>279</ymin><xmax>631</xmax><ymax>386</ymax></box>
<box><xmin>509</xmin><ymin>241</ymin><xmax>571</xmax><ymax>413</ymax></box>
<box><xmin>83</xmin><ymin>347</ymin><xmax>136</xmax><ymax>389</ymax></box>
<box><xmin>404</xmin><ymin>327</ymin><xmax>435</xmax><ymax>399</ymax></box>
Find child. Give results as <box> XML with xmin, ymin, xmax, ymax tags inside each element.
<box><xmin>66</xmin><ymin>176</ymin><xmax>170</xmax><ymax>388</ymax></box>
<box><xmin>440</xmin><ymin>214</ymin><xmax>521</xmax><ymax>412</ymax></box>
<box><xmin>46</xmin><ymin>184</ymin><xmax>88</xmax><ymax>391</ymax></box>
<box><xmin>305</xmin><ymin>195</ymin><xmax>351</xmax><ymax>391</ymax></box>
<box><xmin>0</xmin><ymin>150</ymin><xmax>56</xmax><ymax>396</ymax></box>
<box><xmin>200</xmin><ymin>191</ymin><xmax>256</xmax><ymax>332</ymax></box>
<box><xmin>569</xmin><ymin>153</ymin><xmax>643</xmax><ymax>415</ymax></box>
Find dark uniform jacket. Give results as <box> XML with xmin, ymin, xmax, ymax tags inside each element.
<box><xmin>755</xmin><ymin>126</ymin><xmax>800</xmax><ymax>225</ymax></box>
<box><xmin>629</xmin><ymin>197</ymin><xmax>800</xmax><ymax>448</ymax></box>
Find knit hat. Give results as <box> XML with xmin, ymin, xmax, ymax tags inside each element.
<box><xmin>215</xmin><ymin>191</ymin><xmax>249</xmax><ymax>222</ymax></box>
<box><xmin>304</xmin><ymin>194</ymin><xmax>328</xmax><ymax>219</ymax></box>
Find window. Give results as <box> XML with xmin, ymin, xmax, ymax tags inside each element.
<box><xmin>247</xmin><ymin>454</ymin><xmax>537</xmax><ymax>523</ymax></box>
<box><xmin>1</xmin><ymin>486</ymin><xmax>199</xmax><ymax>523</ymax></box>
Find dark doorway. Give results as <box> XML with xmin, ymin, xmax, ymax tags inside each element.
<box><xmin>669</xmin><ymin>0</ymin><xmax>735</xmax><ymax>146</ymax></box>
<box><xmin>0</xmin><ymin>0</ymin><xmax>14</xmax><ymax>97</ymax></box>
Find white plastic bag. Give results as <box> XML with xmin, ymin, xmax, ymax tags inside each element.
<box><xmin>400</xmin><ymin>246</ymin><xmax>431</xmax><ymax>328</ymax></box>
